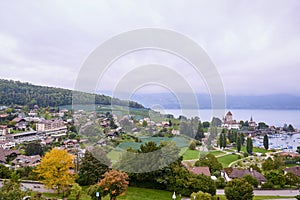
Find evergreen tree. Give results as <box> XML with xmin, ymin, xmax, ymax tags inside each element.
<box><xmin>263</xmin><ymin>134</ymin><xmax>269</xmax><ymax>150</ymax></box>
<box><xmin>246</xmin><ymin>137</ymin><xmax>253</xmax><ymax>155</ymax></box>
<box><xmin>195</xmin><ymin>122</ymin><xmax>205</xmax><ymax>141</ymax></box>
<box><xmin>222</xmin><ymin>133</ymin><xmax>227</xmax><ymax>148</ymax></box>
<box><xmin>236</xmin><ymin>135</ymin><xmax>242</xmax><ymax>152</ymax></box>
<box><xmin>219</xmin><ymin>134</ymin><xmax>223</xmax><ymax>148</ymax></box>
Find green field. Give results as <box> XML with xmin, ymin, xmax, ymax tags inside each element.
<box><xmin>208</xmin><ymin>150</ymin><xmax>226</xmax><ymax>157</ymax></box>
<box><xmin>217</xmin><ymin>154</ymin><xmax>242</xmax><ymax>167</ymax></box>
<box><xmin>117</xmin><ymin>136</ymin><xmax>190</xmax><ymax>151</ymax></box>
<box><xmin>182</xmin><ymin>149</ymin><xmax>200</xmax><ymax>160</ymax></box>
<box><xmin>42</xmin><ymin>187</ymin><xmax>296</xmax><ymax>200</ymax></box>
<box><xmin>233</xmin><ymin>146</ymin><xmax>270</xmax><ymax>153</ymax></box>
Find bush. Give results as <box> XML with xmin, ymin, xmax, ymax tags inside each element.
<box><xmin>243</xmin><ymin>174</ymin><xmax>259</xmax><ymax>188</ymax></box>
<box><xmin>261</xmin><ymin>153</ymin><xmax>266</xmax><ymax>156</ymax></box>
<box><xmin>191</xmin><ymin>191</ymin><xmax>212</xmax><ymax>200</ymax></box>
<box><xmin>261</xmin><ymin>181</ymin><xmax>274</xmax><ymax>189</ymax></box>
<box><xmin>243</xmin><ymin>152</ymin><xmax>249</xmax><ymax>157</ymax></box>
<box><xmin>215</xmin><ymin>177</ymin><xmax>226</xmax><ymax>189</ymax></box>
<box><xmin>225</xmin><ymin>178</ymin><xmax>253</xmax><ymax>200</ymax></box>
<box><xmin>295</xmin><ymin>195</ymin><xmax>300</xmax><ymax>200</ymax></box>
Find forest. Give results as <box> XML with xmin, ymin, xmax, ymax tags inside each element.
<box><xmin>0</xmin><ymin>79</ymin><xmax>144</xmax><ymax>109</ymax></box>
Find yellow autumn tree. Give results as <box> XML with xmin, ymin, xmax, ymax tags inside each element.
<box><xmin>35</xmin><ymin>148</ymin><xmax>76</xmax><ymax>195</ymax></box>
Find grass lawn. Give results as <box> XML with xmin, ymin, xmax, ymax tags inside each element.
<box><xmin>208</xmin><ymin>150</ymin><xmax>226</xmax><ymax>157</ymax></box>
<box><xmin>217</xmin><ymin>154</ymin><xmax>241</xmax><ymax>167</ymax></box>
<box><xmin>42</xmin><ymin>187</ymin><xmax>297</xmax><ymax>200</ymax></box>
<box><xmin>182</xmin><ymin>148</ymin><xmax>200</xmax><ymax>160</ymax></box>
<box><xmin>107</xmin><ymin>150</ymin><xmax>122</xmax><ymax>163</ymax></box>
<box><xmin>118</xmin><ymin>187</ymin><xmax>176</xmax><ymax>200</ymax></box>
<box><xmin>233</xmin><ymin>146</ymin><xmax>270</xmax><ymax>153</ymax></box>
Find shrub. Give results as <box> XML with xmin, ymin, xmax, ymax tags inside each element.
<box><xmin>244</xmin><ymin>152</ymin><xmax>249</xmax><ymax>157</ymax></box>
<box><xmin>215</xmin><ymin>177</ymin><xmax>226</xmax><ymax>189</ymax></box>
<box><xmin>261</xmin><ymin>181</ymin><xmax>274</xmax><ymax>189</ymax></box>
<box><xmin>191</xmin><ymin>191</ymin><xmax>212</xmax><ymax>200</ymax></box>
<box><xmin>225</xmin><ymin>178</ymin><xmax>253</xmax><ymax>200</ymax></box>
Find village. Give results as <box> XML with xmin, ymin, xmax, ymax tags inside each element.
<box><xmin>1</xmin><ymin>103</ymin><xmax>300</xmax><ymax>199</ymax></box>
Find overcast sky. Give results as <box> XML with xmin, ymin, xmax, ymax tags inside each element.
<box><xmin>0</xmin><ymin>0</ymin><xmax>300</xmax><ymax>96</ymax></box>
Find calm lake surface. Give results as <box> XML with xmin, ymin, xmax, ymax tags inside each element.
<box><xmin>161</xmin><ymin>109</ymin><xmax>300</xmax><ymax>129</ymax></box>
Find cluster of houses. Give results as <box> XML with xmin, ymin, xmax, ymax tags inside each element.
<box><xmin>0</xmin><ymin>110</ymin><xmax>69</xmax><ymax>149</ymax></box>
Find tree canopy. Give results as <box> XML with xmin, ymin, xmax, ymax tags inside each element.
<box><xmin>99</xmin><ymin>169</ymin><xmax>129</xmax><ymax>200</ymax></box>
<box><xmin>225</xmin><ymin>178</ymin><xmax>253</xmax><ymax>200</ymax></box>
<box><xmin>0</xmin><ymin>79</ymin><xmax>144</xmax><ymax>108</ymax></box>
<box><xmin>34</xmin><ymin>148</ymin><xmax>76</xmax><ymax>195</ymax></box>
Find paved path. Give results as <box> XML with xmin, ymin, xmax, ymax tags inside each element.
<box><xmin>0</xmin><ymin>180</ymin><xmax>53</xmax><ymax>193</ymax></box>
<box><xmin>182</xmin><ymin>189</ymin><xmax>299</xmax><ymax>200</ymax></box>
<box><xmin>217</xmin><ymin>189</ymin><xmax>299</xmax><ymax>196</ymax></box>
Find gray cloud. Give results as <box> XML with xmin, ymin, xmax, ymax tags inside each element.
<box><xmin>0</xmin><ymin>0</ymin><xmax>299</xmax><ymax>95</ymax></box>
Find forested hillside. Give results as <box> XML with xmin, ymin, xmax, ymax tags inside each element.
<box><xmin>0</xmin><ymin>79</ymin><xmax>144</xmax><ymax>108</ymax></box>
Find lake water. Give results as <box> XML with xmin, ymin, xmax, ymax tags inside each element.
<box><xmin>160</xmin><ymin>109</ymin><xmax>300</xmax><ymax>129</ymax></box>
<box><xmin>253</xmin><ymin>133</ymin><xmax>300</xmax><ymax>151</ymax></box>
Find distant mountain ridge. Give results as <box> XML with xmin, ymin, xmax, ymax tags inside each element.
<box><xmin>0</xmin><ymin>79</ymin><xmax>144</xmax><ymax>109</ymax></box>
<box><xmin>130</xmin><ymin>93</ymin><xmax>300</xmax><ymax>109</ymax></box>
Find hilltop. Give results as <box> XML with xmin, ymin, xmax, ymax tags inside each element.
<box><xmin>0</xmin><ymin>79</ymin><xmax>144</xmax><ymax>109</ymax></box>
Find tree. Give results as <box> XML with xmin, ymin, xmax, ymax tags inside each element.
<box><xmin>34</xmin><ymin>148</ymin><xmax>76</xmax><ymax>195</ymax></box>
<box><xmin>225</xmin><ymin>178</ymin><xmax>253</xmax><ymax>200</ymax></box>
<box><xmin>219</xmin><ymin>133</ymin><xmax>227</xmax><ymax>148</ymax></box>
<box><xmin>109</xmin><ymin>117</ymin><xmax>117</xmax><ymax>129</ymax></box>
<box><xmin>262</xmin><ymin>157</ymin><xmax>275</xmax><ymax>171</ymax></box>
<box><xmin>264</xmin><ymin>170</ymin><xmax>286</xmax><ymax>187</ymax></box>
<box><xmin>236</xmin><ymin>135</ymin><xmax>242</xmax><ymax>152</ymax></box>
<box><xmin>263</xmin><ymin>134</ymin><xmax>269</xmax><ymax>150</ymax></box>
<box><xmin>202</xmin><ymin>121</ymin><xmax>210</xmax><ymax>128</ymax></box>
<box><xmin>195</xmin><ymin>154</ymin><xmax>222</xmax><ymax>174</ymax></box>
<box><xmin>246</xmin><ymin>137</ymin><xmax>253</xmax><ymax>155</ymax></box>
<box><xmin>25</xmin><ymin>142</ymin><xmax>44</xmax><ymax>156</ymax></box>
<box><xmin>288</xmin><ymin>124</ymin><xmax>295</xmax><ymax>132</ymax></box>
<box><xmin>0</xmin><ymin>171</ymin><xmax>30</xmax><ymax>200</ymax></box>
<box><xmin>258</xmin><ymin>122</ymin><xmax>268</xmax><ymax>130</ymax></box>
<box><xmin>78</xmin><ymin>150</ymin><xmax>110</xmax><ymax>185</ymax></box>
<box><xmin>0</xmin><ymin>164</ymin><xmax>11</xmax><ymax>179</ymax></box>
<box><xmin>189</xmin><ymin>141</ymin><xmax>196</xmax><ymax>150</ymax></box>
<box><xmin>87</xmin><ymin>184</ymin><xmax>106</xmax><ymax>200</ymax></box>
<box><xmin>285</xmin><ymin>172</ymin><xmax>300</xmax><ymax>187</ymax></box>
<box><xmin>142</xmin><ymin>120</ymin><xmax>148</xmax><ymax>127</ymax></box>
<box><xmin>211</xmin><ymin>117</ymin><xmax>222</xmax><ymax>127</ymax></box>
<box><xmin>195</xmin><ymin>122</ymin><xmax>205</xmax><ymax>141</ymax></box>
<box><xmin>243</xmin><ymin>174</ymin><xmax>258</xmax><ymax>188</ymax></box>
<box><xmin>99</xmin><ymin>169</ymin><xmax>129</xmax><ymax>200</ymax></box>
<box><xmin>70</xmin><ymin>183</ymin><xmax>82</xmax><ymax>200</ymax></box>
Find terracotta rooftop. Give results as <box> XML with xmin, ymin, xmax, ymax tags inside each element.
<box><xmin>188</xmin><ymin>166</ymin><xmax>211</xmax><ymax>177</ymax></box>
<box><xmin>284</xmin><ymin>166</ymin><xmax>300</xmax><ymax>177</ymax></box>
<box><xmin>223</xmin><ymin>167</ymin><xmax>266</xmax><ymax>182</ymax></box>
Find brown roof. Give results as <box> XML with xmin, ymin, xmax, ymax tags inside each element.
<box><xmin>227</xmin><ymin>168</ymin><xmax>266</xmax><ymax>182</ymax></box>
<box><xmin>188</xmin><ymin>166</ymin><xmax>211</xmax><ymax>177</ymax></box>
<box><xmin>0</xmin><ymin>148</ymin><xmax>20</xmax><ymax>164</ymax></box>
<box><xmin>12</xmin><ymin>117</ymin><xmax>24</xmax><ymax>123</ymax></box>
<box><xmin>12</xmin><ymin>155</ymin><xmax>41</xmax><ymax>167</ymax></box>
<box><xmin>284</xmin><ymin>166</ymin><xmax>300</xmax><ymax>177</ymax></box>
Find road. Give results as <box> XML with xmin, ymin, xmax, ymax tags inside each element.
<box><xmin>181</xmin><ymin>189</ymin><xmax>299</xmax><ymax>200</ymax></box>
<box><xmin>0</xmin><ymin>180</ymin><xmax>53</xmax><ymax>193</ymax></box>
<box><xmin>217</xmin><ymin>189</ymin><xmax>299</xmax><ymax>196</ymax></box>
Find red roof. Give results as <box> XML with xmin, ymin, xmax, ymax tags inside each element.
<box><xmin>188</xmin><ymin>166</ymin><xmax>211</xmax><ymax>177</ymax></box>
